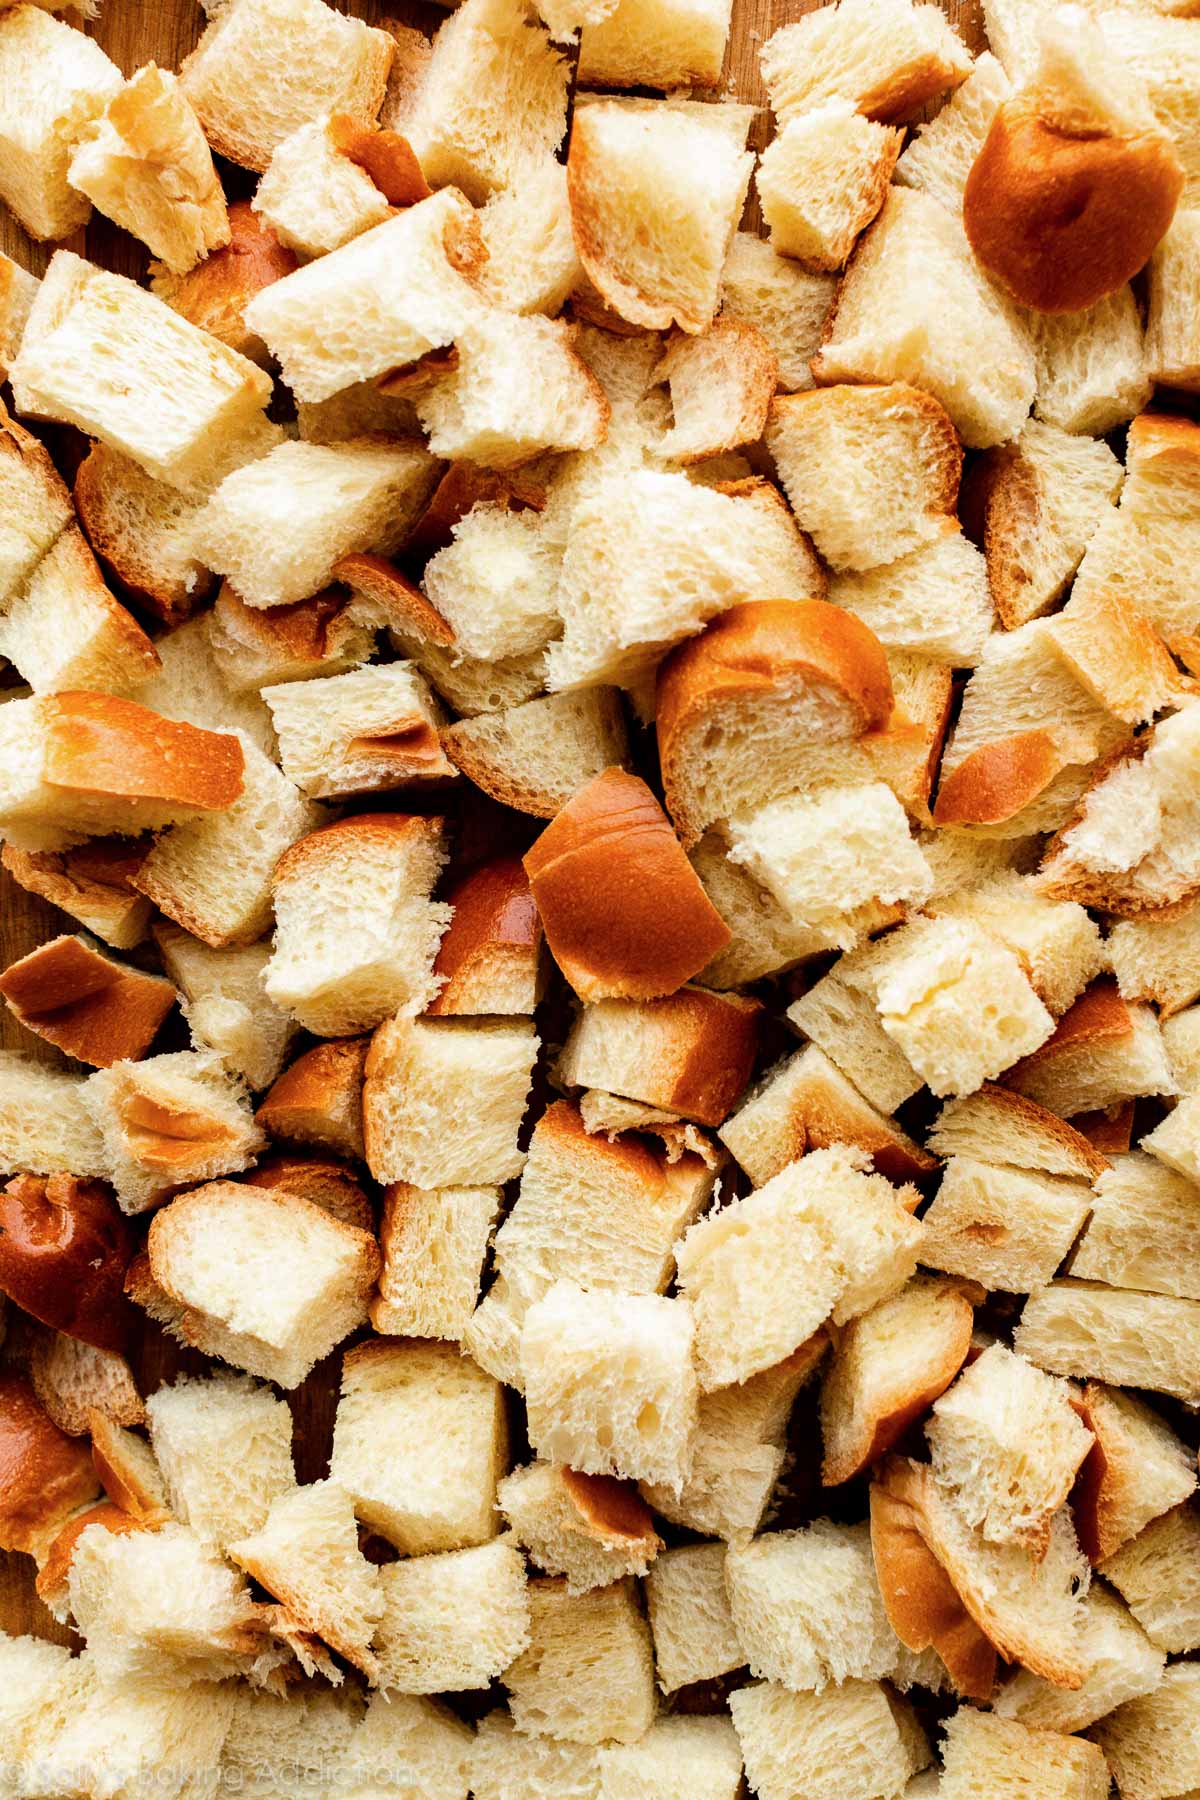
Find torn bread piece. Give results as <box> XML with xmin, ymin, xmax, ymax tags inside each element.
<box><xmin>557</xmin><ymin>987</ymin><xmax>761</xmax><ymax>1128</ymax></box>
<box><xmin>266</xmin><ymin>814</ymin><xmax>450</xmax><ymax>1037</ymax></box>
<box><xmin>505</xmin><ymin>1576</ymin><xmax>655</xmax><ymax>1746</ymax></box>
<box><xmin>894</xmin><ymin>51</ymin><xmax>1010</xmax><ymax>209</ymax></box>
<box><xmin>0</xmin><ymin>251</ymin><xmax>38</xmax><ymax>377</ymax></box>
<box><xmin>765</xmin><ymin>383</ymin><xmax>960</xmax><ymax>572</ymax></box>
<box><xmin>577</xmin><ymin>0</ymin><xmax>733</xmax><ymax>89</ymax></box>
<box><xmin>1072</xmin><ymin>412</ymin><xmax>1200</xmax><ymax>636</ymax></box>
<box><xmin>1072</xmin><ymin>1151</ymin><xmax>1200</xmax><ymax>1299</ymax></box>
<box><xmin>84</xmin><ymin>1051</ymin><xmax>266</xmax><ymax>1215</ymax></box>
<box><xmin>993</xmin><ymin>1584</ymin><xmax>1165</xmax><ymax>1735</ymax></box>
<box><xmin>499</xmin><ymin>1462</ymin><xmax>660</xmax><ymax>1596</ymax></box>
<box><xmin>1004</xmin><ymin>982</ymin><xmax>1173</xmax><ymax>1116</ymax></box>
<box><xmin>567</xmin><ymin>97</ymin><xmax>754</xmax><ymax>334</ymax></box>
<box><xmin>828</xmin><ymin>533</ymin><xmax>993</xmax><ymax>666</ymax></box>
<box><xmin>928</xmin><ymin>871</ymin><xmax>1104</xmax><ymax>1016</ymax></box>
<box><xmin>916</xmin><ymin>1155</ymin><xmax>1092</xmax><ymax>1292</ymax></box>
<box><xmin>653</xmin><ymin>316</ymin><xmax>777</xmax><ymax>464</ymax></box>
<box><xmin>252</xmin><ymin>112</ymin><xmax>428</xmax><ymax>261</ymax></box>
<box><xmin>1074</xmin><ymin>1382</ymin><xmax>1197</xmax><ymax>1565</ymax></box>
<box><xmin>720</xmin><ymin>232</ymin><xmax>837</xmax><ymax>391</ymax></box>
<box><xmin>145</xmin><ymin>1371</ymin><xmax>295</xmax><ymax>1552</ymax></box>
<box><xmin>1025</xmin><ymin>285</ymin><xmax>1152</xmax><ymax>439</ymax></box>
<box><xmin>0</xmin><ymin>5</ymin><xmax>122</xmax><ymax>241</ymax></box>
<box><xmin>150</xmin><ymin>199</ymin><xmax>297</xmax><ymax>366</ymax></box>
<box><xmin>820</xmin><ymin>1273</ymin><xmax>974</xmax><ymax>1486</ymax></box>
<box><xmin>418</xmin><ymin>312</ymin><xmax>609</xmax><ymax>468</ymax></box>
<box><xmin>369</xmin><ymin>1182</ymin><xmax>500</xmax><ymax>1339</ymax></box>
<box><xmin>147</xmin><ymin>1182</ymin><xmax>379</xmax><ymax>1388</ymax></box>
<box><xmin>761</xmin><ymin>0</ymin><xmax>972</xmax><ymax>125</ymax></box>
<box><xmin>812</xmin><ymin>187</ymin><xmax>1037</xmax><ymax>449</ymax></box>
<box><xmin>926</xmin><ymin>1084</ymin><xmax>1110</xmax><ymax>1180</ymax></box>
<box><xmin>178</xmin><ymin>0</ymin><xmax>394</xmax><ymax>174</ymax></box>
<box><xmin>644</xmin><ymin>1542</ymin><xmax>741</xmax><ymax>1691</ymax></box>
<box><xmin>0</xmin><ymin>401</ymin><xmax>74</xmax><ymax>607</ymax></box>
<box><xmin>730</xmin><ymin>1680</ymin><xmax>928</xmax><ymax>1800</ymax></box>
<box><xmin>67</xmin><ymin>64</ymin><xmax>229</xmax><ymax>274</ymax></box>
<box><xmin>757</xmin><ymin>101</ymin><xmax>902</xmax><ymax>270</ymax></box>
<box><xmin>0</xmin><ymin>1052</ymin><xmax>107</xmax><ymax>1178</ymax></box>
<box><xmin>243</xmin><ymin>188</ymin><xmax>487</xmax><ymax>404</ymax></box>
<box><xmin>477</xmin><ymin>157</ymin><xmax>580</xmax><ymax>316</ymax></box>
<box><xmin>263</xmin><ymin>663</ymin><xmax>452</xmax><ymax>800</ymax></box>
<box><xmin>373</xmin><ymin>1536</ymin><xmax>531</xmax><ymax>1695</ymax></box>
<box><xmin>254</xmin><ymin>1040</ymin><xmax>366</xmax><ymax>1166</ymax></box>
<box><xmin>1146</xmin><ymin>208</ymin><xmax>1200</xmax><ymax>390</ymax></box>
<box><xmin>443</xmin><ymin>688</ymin><xmax>628</xmax><ymax>819</ymax></box>
<box><xmin>153</xmin><ymin>926</ymin><xmax>295</xmax><ymax>1091</ymax></box>
<box><xmin>422</xmin><ymin>505</ymin><xmax>561</xmax><ymax>660</ymax></box>
<box><xmin>1015</xmin><ymin>1278</ymin><xmax>1200</xmax><ymax>1402</ymax></box>
<box><xmin>73</xmin><ymin>445</ymin><xmax>216</xmax><ymax>628</ymax></box>
<box><xmin>0</xmin><ymin>529</ymin><xmax>159</xmax><ymax>700</ymax></box>
<box><xmin>938</xmin><ymin>1709</ymin><xmax>1109</xmax><ymax>1800</ymax></box>
<box><xmin>1089</xmin><ymin>1662</ymin><xmax>1200</xmax><ymax>1800</ymax></box>
<box><xmin>1109</xmin><ymin>895</ymin><xmax>1200</xmax><ymax>1017</ymax></box>
<box><xmin>11</xmin><ymin>251</ymin><xmax>275</xmax><ymax>496</ymax></box>
<box><xmin>1099</xmin><ymin>1502</ymin><xmax>1200</xmax><ymax>1654</ymax></box>
<box><xmin>0</xmin><ymin>933</ymin><xmax>174</xmax><ymax>1068</ymax></box>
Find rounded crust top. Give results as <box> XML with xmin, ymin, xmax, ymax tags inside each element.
<box><xmin>964</xmin><ymin>103</ymin><xmax>1184</xmax><ymax>313</ymax></box>
<box><xmin>429</xmin><ymin>854</ymin><xmax>541</xmax><ymax>1015</ymax></box>
<box><xmin>0</xmin><ymin>1372</ymin><xmax>101</xmax><ymax>1559</ymax></box>
<box><xmin>0</xmin><ymin>1175</ymin><xmax>134</xmax><ymax>1353</ymax></box>
<box><xmin>934</xmin><ymin>730</ymin><xmax>1063</xmax><ymax>827</ymax></box>
<box><xmin>523</xmin><ymin>768</ymin><xmax>731</xmax><ymax>1001</ymax></box>
<box><xmin>1010</xmin><ymin>977</ymin><xmax>1133</xmax><ymax>1069</ymax></box>
<box><xmin>273</xmin><ymin>811</ymin><xmax>446</xmax><ymax>887</ymax></box>
<box><xmin>41</xmin><ymin>692</ymin><xmax>245</xmax><ymax>811</ymax></box>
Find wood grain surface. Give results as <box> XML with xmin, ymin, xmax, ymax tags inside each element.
<box><xmin>0</xmin><ymin>0</ymin><xmax>986</xmax><ymax>1644</ymax></box>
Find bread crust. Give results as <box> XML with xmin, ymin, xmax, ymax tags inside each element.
<box><xmin>149</xmin><ymin>200</ymin><xmax>298</xmax><ymax>364</ymax></box>
<box><xmin>933</xmin><ymin>730</ymin><xmax>1064</xmax><ymax>827</ymax></box>
<box><xmin>558</xmin><ymin>1467</ymin><xmax>662</xmax><ymax>1551</ymax></box>
<box><xmin>211</xmin><ymin>581</ymin><xmax>369</xmax><ymax>676</ymax></box>
<box><xmin>327</xmin><ymin>112</ymin><xmax>431</xmax><ymax>207</ymax></box>
<box><xmin>40</xmin><ymin>692</ymin><xmax>245</xmax><ymax>811</ymax></box>
<box><xmin>35</xmin><ymin>1498</ymin><xmax>146</xmax><ymax>1611</ymax></box>
<box><xmin>0</xmin><ymin>1371</ymin><xmax>101</xmax><ymax>1560</ymax></box>
<box><xmin>1004</xmin><ymin>978</ymin><xmax>1133</xmax><ymax>1090</ymax></box>
<box><xmin>1</xmin><ymin>842</ymin><xmax>152</xmax><ymax>952</ymax></box>
<box><xmin>255</xmin><ymin>1037</ymin><xmax>369</xmax><ymax>1159</ymax></box>
<box><xmin>244</xmin><ymin>1156</ymin><xmax>373</xmax><ymax>1232</ymax></box>
<box><xmin>403</xmin><ymin>461</ymin><xmax>548</xmax><ymax>559</ymax></box>
<box><xmin>656</xmin><ymin>599</ymin><xmax>895</xmax><ymax>847</ymax></box>
<box><xmin>870</xmin><ymin>1459</ymin><xmax>997</xmax><ymax>1700</ymax></box>
<box><xmin>88</xmin><ymin>1409</ymin><xmax>169</xmax><ymax>1522</ymax></box>
<box><xmin>0</xmin><ymin>1175</ymin><xmax>133</xmax><ymax>1354</ymax></box>
<box><xmin>524</xmin><ymin>768</ymin><xmax>731</xmax><ymax>1001</ymax></box>
<box><xmin>428</xmin><ymin>855</ymin><xmax>544</xmax><ymax>1017</ymax></box>
<box><xmin>331</xmin><ymin>551</ymin><xmax>457</xmax><ymax>648</ymax></box>
<box><xmin>964</xmin><ymin>102</ymin><xmax>1184</xmax><ymax>314</ymax></box>
<box><xmin>0</xmin><ymin>935</ymin><xmax>175</xmax><ymax>1068</ymax></box>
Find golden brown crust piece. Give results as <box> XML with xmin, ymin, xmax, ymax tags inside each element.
<box><xmin>211</xmin><ymin>582</ymin><xmax>371</xmax><ymax>677</ymax></box>
<box><xmin>1</xmin><ymin>841</ymin><xmax>153</xmax><ymax>952</ymax></box>
<box><xmin>655</xmin><ymin>598</ymin><xmax>895</xmax><ymax>847</ymax></box>
<box><xmin>523</xmin><ymin>768</ymin><xmax>731</xmax><ymax>1002</ymax></box>
<box><xmin>403</xmin><ymin>461</ymin><xmax>548</xmax><ymax>560</ymax></box>
<box><xmin>1004</xmin><ymin>978</ymin><xmax>1132</xmax><ymax>1090</ymax></box>
<box><xmin>0</xmin><ymin>935</ymin><xmax>175</xmax><ymax>1068</ymax></box>
<box><xmin>933</xmin><ymin>730</ymin><xmax>1065</xmax><ymax>828</ymax></box>
<box><xmin>0</xmin><ymin>1372</ymin><xmax>101</xmax><ymax>1561</ymax></box>
<box><xmin>88</xmin><ymin>1411</ymin><xmax>169</xmax><ymax>1523</ymax></box>
<box><xmin>40</xmin><ymin>693</ymin><xmax>244</xmax><ymax>812</ymax></box>
<box><xmin>150</xmin><ymin>201</ymin><xmax>298</xmax><ymax>365</ymax></box>
<box><xmin>0</xmin><ymin>1175</ymin><xmax>133</xmax><ymax>1354</ymax></box>
<box><xmin>35</xmin><ymin>1499</ymin><xmax>148</xmax><ymax>1609</ymax></box>
<box><xmin>964</xmin><ymin>99</ymin><xmax>1183</xmax><ymax>314</ymax></box>
<box><xmin>331</xmin><ymin>552</ymin><xmax>457</xmax><ymax>648</ymax></box>
<box><xmin>870</xmin><ymin>1460</ymin><xmax>997</xmax><ymax>1701</ymax></box>
<box><xmin>427</xmin><ymin>855</ymin><xmax>544</xmax><ymax>1018</ymax></box>
<box><xmin>256</xmin><ymin>1038</ymin><xmax>369</xmax><ymax>1161</ymax></box>
<box><xmin>328</xmin><ymin>112</ymin><xmax>431</xmax><ymax>207</ymax></box>
<box><xmin>243</xmin><ymin>1157</ymin><xmax>373</xmax><ymax>1233</ymax></box>
<box><xmin>559</xmin><ymin>1467</ymin><xmax>663</xmax><ymax>1555</ymax></box>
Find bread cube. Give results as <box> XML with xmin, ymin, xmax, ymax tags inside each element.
<box><xmin>370</xmin><ymin>1183</ymin><xmax>500</xmax><ymax>1339</ymax></box>
<box><xmin>477</xmin><ymin>157</ymin><xmax>580</xmax><ymax>315</ymax></box>
<box><xmin>1146</xmin><ymin>209</ymin><xmax>1200</xmax><ymax>391</ymax></box>
<box><xmin>264</xmin><ymin>663</ymin><xmax>452</xmax><ymax>799</ymax></box>
<box><xmin>599</xmin><ymin>1716</ymin><xmax>744</xmax><ymax>1800</ymax></box>
<box><xmin>521</xmin><ymin>1282</ymin><xmax>698</xmax><ymax>1490</ymax></box>
<box><xmin>1074</xmin><ymin>1382</ymin><xmax>1197</xmax><ymax>1564</ymax></box>
<box><xmin>243</xmin><ymin>190</ymin><xmax>486</xmax><ymax>403</ymax></box>
<box><xmin>68</xmin><ymin>1518</ymin><xmax>263</xmax><ymax>1682</ymax></box>
<box><xmin>720</xmin><ymin>1044</ymin><xmax>935</xmax><ymax>1188</ymax></box>
<box><xmin>0</xmin><ymin>527</ymin><xmax>159</xmax><ymax>698</ymax></box>
<box><xmin>653</xmin><ymin>315</ymin><xmax>777</xmax><ymax>464</ymax></box>
<box><xmin>567</xmin><ymin>97</ymin><xmax>754</xmax><ymax>334</ymax></box>
<box><xmin>1089</xmin><ymin>1661</ymin><xmax>1200</xmax><ymax>1800</ymax></box>
<box><xmin>12</xmin><ymin>252</ymin><xmax>274</xmax><ymax>495</ymax></box>
<box><xmin>373</xmin><ymin>1538</ymin><xmax>530</xmax><ymax>1693</ymax></box>
<box><xmin>195</xmin><ymin>439</ymin><xmax>439</xmax><ymax>610</ymax></box>
<box><xmin>68</xmin><ymin>65</ymin><xmax>228</xmax><ymax>274</ymax></box>
<box><xmin>1015</xmin><ymin>1279</ymin><xmax>1200</xmax><ymax>1404</ymax></box>
<box><xmin>578</xmin><ymin>0</ymin><xmax>733</xmax><ymax>89</ymax></box>
<box><xmin>729</xmin><ymin>1679</ymin><xmax>928</xmax><ymax>1800</ymax></box>
<box><xmin>504</xmin><ymin>1577</ymin><xmax>656</xmax><ymax>1745</ymax></box>
<box><xmin>642</xmin><ymin>1340</ymin><xmax>826</xmax><ymax>1541</ymax></box>
<box><xmin>152</xmin><ymin>928</ymin><xmax>294</xmax><ymax>1092</ymax></box>
<box><xmin>0</xmin><ymin>403</ymin><xmax>73</xmax><ymax>607</ymax></box>
<box><xmin>0</xmin><ymin>932</ymin><xmax>174</xmax><ymax>1069</ymax></box>
<box><xmin>894</xmin><ymin>51</ymin><xmax>1010</xmax><ymax>210</ymax></box>
<box><xmin>1072</xmin><ymin>1151</ymin><xmax>1200</xmax><ymax>1299</ymax></box>
<box><xmin>1072</xmin><ymin>413</ymin><xmax>1200</xmax><ymax>639</ymax></box>
<box><xmin>1108</xmin><ymin>895</ymin><xmax>1200</xmax><ymax>1018</ymax></box>
<box><xmin>146</xmin><ymin>1180</ymin><xmax>379</xmax><ymax>1387</ymax></box>
<box><xmin>689</xmin><ymin>833</ymin><xmax>850</xmax><ymax>989</ymax></box>
<box><xmin>727</xmin><ymin>1520</ymin><xmax>908</xmax><ymax>1692</ymax></box>
<box><xmin>931</xmin><ymin>873</ymin><xmax>1104</xmax><ymax>1018</ymax></box>
<box><xmin>938</xmin><ymin>1709</ymin><xmax>1109</xmax><ymax>1800</ymax></box>
<box><xmin>255</xmin><ymin>1037</ymin><xmax>367</xmax><ymax>1158</ymax></box>
<box><xmin>145</xmin><ymin>1372</ymin><xmax>294</xmax><ymax>1552</ymax></box>
<box><xmin>919</xmin><ymin>1157</ymin><xmax>1092</xmax><ymax>1292</ymax></box>
<box><xmin>470</xmin><ymin>1710</ymin><xmax>601</xmax><ymax>1799</ymax></box>
<box><xmin>229</xmin><ymin>1478</ymin><xmax>384</xmax><ymax>1678</ymax></box>
<box><xmin>676</xmin><ymin>1147</ymin><xmax>922</xmax><ymax>1391</ymax></box>
<box><xmin>135</xmin><ymin>736</ymin><xmax>323</xmax><ymax>951</ymax></box>
<box><xmin>548</xmin><ymin>469</ymin><xmax>822</xmax><ymax>692</ymax></box>
<box><xmin>266</xmin><ymin>814</ymin><xmax>451</xmax><ymax>1038</ymax></box>
<box><xmin>208</xmin><ymin>581</ymin><xmax>383</xmax><ymax>692</ymax></box>
<box><xmin>0</xmin><ymin>1636</ymin><xmax>86</xmax><ymax>1793</ymax></box>
<box><xmin>84</xmin><ymin>1050</ymin><xmax>264</xmax><ymax>1214</ymax></box>
<box><xmin>1100</xmin><ymin>1502</ymin><xmax>1200</xmax><ymax>1653</ymax></box>
<box><xmin>219</xmin><ymin>1687</ymin><xmax>368</xmax><ymax>1799</ymax></box>
<box><xmin>348</xmin><ymin>1691</ymin><xmax>473</xmax><ymax>1800</ymax></box>
<box><xmin>0</xmin><ymin>7</ymin><xmax>122</xmax><ymax>241</ymax></box>
<box><xmin>148</xmin><ymin>197</ymin><xmax>298</xmax><ymax>370</ymax></box>
<box><xmin>0</xmin><ymin>1051</ymin><xmax>107</xmax><ymax>1178</ymax></box>
<box><xmin>788</xmin><ymin>966</ymin><xmax>923</xmax><ymax>1115</ymax></box>
<box><xmin>726</xmin><ymin>783</ymin><xmax>933</xmax><ymax>931</ymax></box>
<box><xmin>994</xmin><ymin>1585</ymin><xmax>1164</xmax><ymax>1735</ymax></box>
<box><xmin>861</xmin><ymin>915</ymin><xmax>1056</xmax><ymax>1098</ymax></box>
<box><xmin>764</xmin><ymin>383</ymin><xmax>960</xmax><ymax>572</ymax></box>
<box><xmin>557</xmin><ymin>988</ymin><xmax>760</xmax><ymax>1128</ymax></box>
<box><xmin>46</xmin><ymin>1665</ymin><xmax>236</xmax><ymax>1800</ymax></box>
<box><xmin>419</xmin><ymin>313</ymin><xmax>608</xmax><ymax>469</ymax></box>
<box><xmin>1027</xmin><ymin>287</ymin><xmax>1152</xmax><ymax>438</ymax></box>
<box><xmin>644</xmin><ymin>1541</ymin><xmax>744</xmax><ymax>1691</ymax></box>
<box><xmin>829</xmin><ymin>533</ymin><xmax>993</xmax><ymax>665</ymax></box>
<box><xmin>761</xmin><ymin>0</ymin><xmax>971</xmax><ymax>124</ymax></box>
<box><xmin>758</xmin><ymin>102</ymin><xmax>901</xmax><ymax>270</ymax></box>
<box><xmin>820</xmin><ymin>1274</ymin><xmax>974</xmax><ymax>1486</ymax></box>
<box><xmin>252</xmin><ymin>115</ymin><xmax>411</xmax><ymax>260</ymax></box>
<box><xmin>423</xmin><ymin>507</ymin><xmax>562</xmax><ymax>661</ymax></box>
<box><xmin>927</xmin><ymin>1345</ymin><xmax>1093</xmax><ymax>1553</ymax></box>
<box><xmin>1006</xmin><ymin>984</ymin><xmax>1173</xmax><ymax>1118</ymax></box>
<box><xmin>813</xmin><ymin>188</ymin><xmax>1036</xmax><ymax>449</ymax></box>
<box><xmin>179</xmin><ymin>0</ymin><xmax>394</xmax><ymax>173</ymax></box>
<box><xmin>428</xmin><ymin>855</ymin><xmax>545</xmax><ymax>1017</ymax></box>
<box><xmin>330</xmin><ymin>1339</ymin><xmax>507</xmax><ymax>1554</ymax></box>
<box><xmin>363</xmin><ymin>1014</ymin><xmax>538</xmax><ymax>1186</ymax></box>
<box><xmin>498</xmin><ymin>1461</ymin><xmax>661</xmax><ymax>1595</ymax></box>
<box><xmin>720</xmin><ymin>232</ymin><xmax>837</xmax><ymax>392</ymax></box>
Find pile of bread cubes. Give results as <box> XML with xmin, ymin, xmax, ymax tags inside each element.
<box><xmin>0</xmin><ymin>0</ymin><xmax>1199</xmax><ymax>1792</ymax></box>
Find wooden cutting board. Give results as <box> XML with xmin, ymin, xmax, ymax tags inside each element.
<box><xmin>0</xmin><ymin>0</ymin><xmax>986</xmax><ymax>1645</ymax></box>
